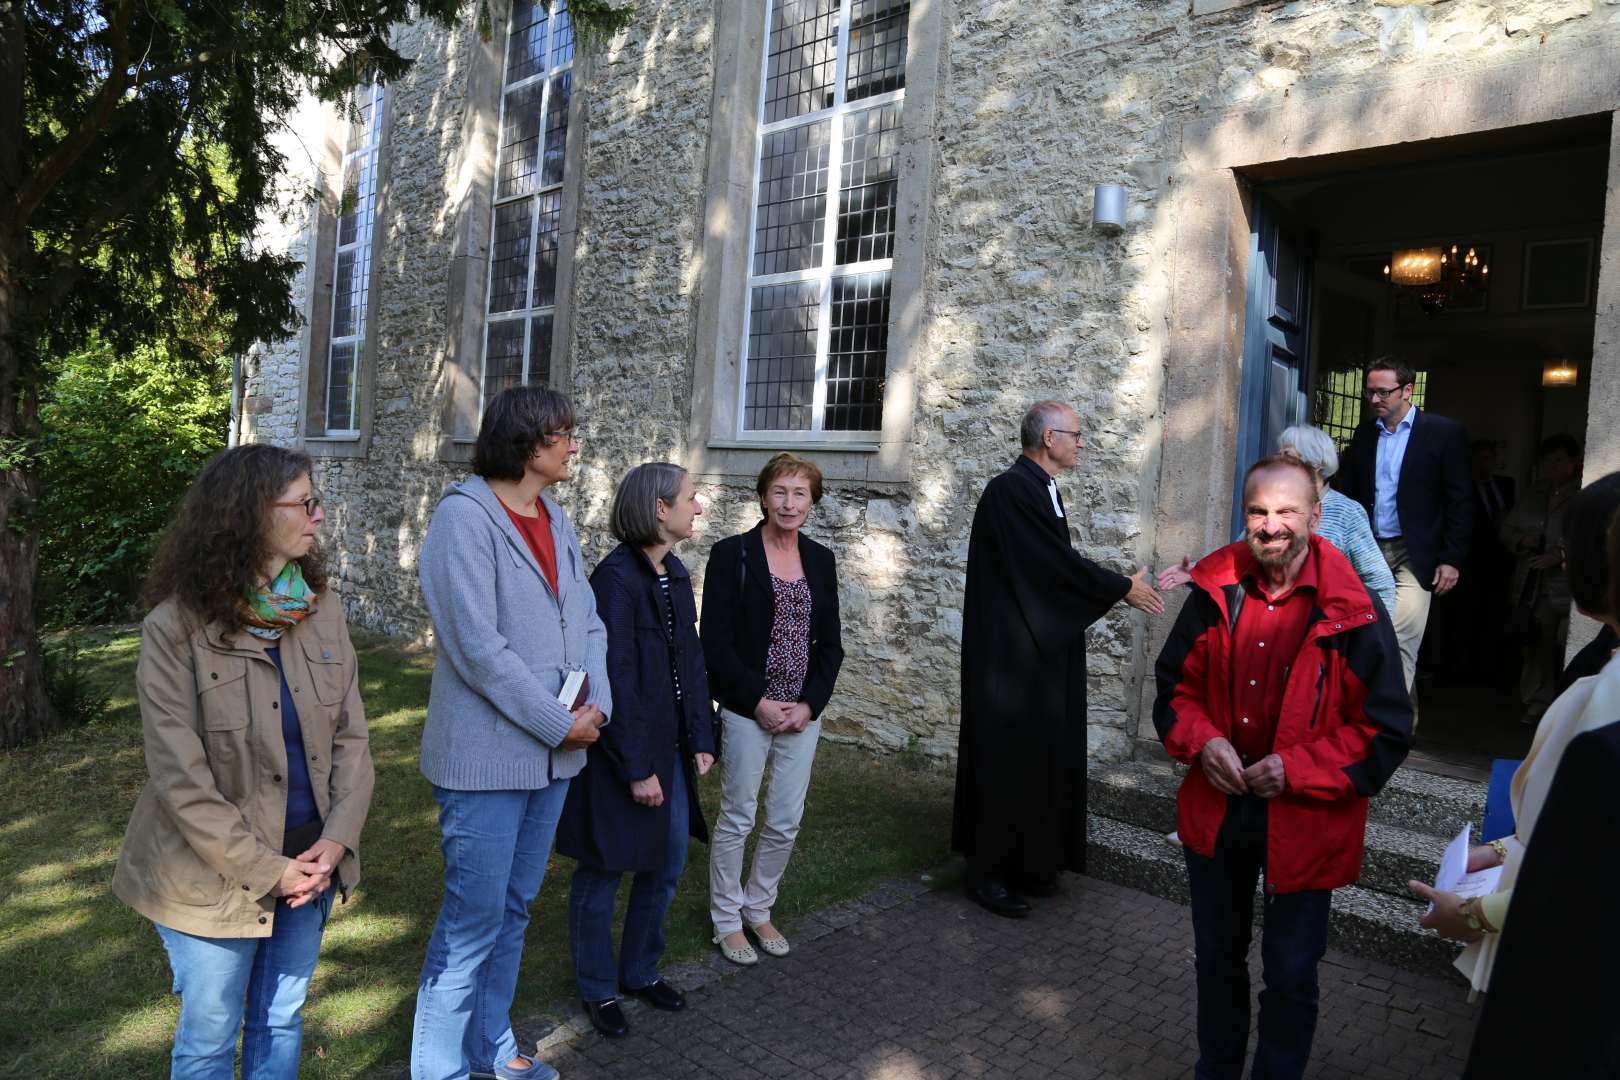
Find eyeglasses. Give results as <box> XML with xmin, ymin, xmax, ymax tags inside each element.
<box><xmin>1363</xmin><ymin>386</ymin><xmax>1408</xmax><ymax>401</ymax></box>
<box><xmin>543</xmin><ymin>428</ymin><xmax>582</xmax><ymax>445</ymax></box>
<box><xmin>272</xmin><ymin>494</ymin><xmax>323</xmax><ymax>517</ymax></box>
<box><xmin>1049</xmin><ymin>429</ymin><xmax>1085</xmax><ymax>442</ymax></box>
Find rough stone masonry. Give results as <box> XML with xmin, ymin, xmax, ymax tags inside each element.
<box><xmin>240</xmin><ymin>0</ymin><xmax>1620</xmax><ymax>762</ymax></box>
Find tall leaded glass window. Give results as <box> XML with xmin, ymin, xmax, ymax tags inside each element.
<box><xmin>741</xmin><ymin>0</ymin><xmax>909</xmax><ymax>434</ymax></box>
<box><xmin>324</xmin><ymin>78</ymin><xmax>384</xmax><ymax>435</ymax></box>
<box><xmin>483</xmin><ymin>0</ymin><xmax>574</xmax><ymax>407</ymax></box>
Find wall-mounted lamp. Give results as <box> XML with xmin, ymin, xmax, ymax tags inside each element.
<box><xmin>1092</xmin><ymin>184</ymin><xmax>1126</xmax><ymax>234</ymax></box>
<box><xmin>1542</xmin><ymin>359</ymin><xmax>1579</xmax><ymax>388</ymax></box>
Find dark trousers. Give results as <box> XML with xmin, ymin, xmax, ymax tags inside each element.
<box><xmin>1184</xmin><ymin>795</ymin><xmax>1332</xmax><ymax>1080</ymax></box>
<box><xmin>567</xmin><ymin>766</ymin><xmax>690</xmax><ymax>1001</ymax></box>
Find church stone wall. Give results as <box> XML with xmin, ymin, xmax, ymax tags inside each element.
<box><xmin>241</xmin><ymin>0</ymin><xmax>1620</xmax><ymax>761</ymax></box>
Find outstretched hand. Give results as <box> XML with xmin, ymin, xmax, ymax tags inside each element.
<box><xmin>1157</xmin><ymin>556</ymin><xmax>1193</xmax><ymax>592</ymax></box>
<box><xmin>1124</xmin><ymin>568</ymin><xmax>1165</xmax><ymax>615</ymax></box>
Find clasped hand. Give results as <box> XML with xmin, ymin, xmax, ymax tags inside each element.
<box><xmin>1198</xmin><ymin>737</ymin><xmax>1285</xmax><ymax>798</ymax></box>
<box><xmin>560</xmin><ymin>703</ymin><xmax>607</xmax><ymax>751</ymax></box>
<box><xmin>272</xmin><ymin>838</ymin><xmax>346</xmax><ymax>908</ymax></box>
<box><xmin>754</xmin><ymin>699</ymin><xmax>811</xmax><ymax>734</ymax></box>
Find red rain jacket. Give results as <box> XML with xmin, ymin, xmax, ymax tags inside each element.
<box><xmin>1153</xmin><ymin>536</ymin><xmax>1413</xmax><ymax>894</ymax></box>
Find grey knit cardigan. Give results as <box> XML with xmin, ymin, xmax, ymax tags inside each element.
<box><xmin>418</xmin><ymin>476</ymin><xmax>612</xmax><ymax>790</ymax></box>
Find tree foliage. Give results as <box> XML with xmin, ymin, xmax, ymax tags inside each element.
<box><xmin>0</xmin><ymin>0</ymin><xmax>631</xmax><ymax>745</ymax></box>
<box><xmin>38</xmin><ymin>339</ymin><xmax>231</xmax><ymax>623</ymax></box>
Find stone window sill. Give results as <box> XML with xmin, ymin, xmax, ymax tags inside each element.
<box><xmin>305</xmin><ymin>433</ymin><xmax>367</xmax><ymax>459</ymax></box>
<box><xmin>707</xmin><ymin>438</ymin><xmax>881</xmax><ymax>454</ymax></box>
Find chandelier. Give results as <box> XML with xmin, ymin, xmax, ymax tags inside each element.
<box><xmin>1383</xmin><ymin>244</ymin><xmax>1489</xmax><ymax>315</ymax></box>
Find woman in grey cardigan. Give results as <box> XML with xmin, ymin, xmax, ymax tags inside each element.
<box><xmin>411</xmin><ymin>386</ymin><xmax>611</xmax><ymax>1080</ymax></box>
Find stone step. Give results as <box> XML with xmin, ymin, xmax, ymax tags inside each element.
<box><xmin>1090</xmin><ymin>759</ymin><xmax>1486</xmax><ymax>840</ymax></box>
<box><xmin>1085</xmin><ymin>815</ymin><xmax>1465</xmax><ymax>978</ymax></box>
<box><xmin>1361</xmin><ymin>821</ymin><xmax>1449</xmax><ymax>898</ymax></box>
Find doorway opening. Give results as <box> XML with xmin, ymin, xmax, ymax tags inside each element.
<box><xmin>1236</xmin><ymin>116</ymin><xmax>1609</xmax><ymax>779</ymax></box>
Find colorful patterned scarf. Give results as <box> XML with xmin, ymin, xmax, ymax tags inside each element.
<box><xmin>242</xmin><ymin>561</ymin><xmax>316</xmax><ymax>640</ymax></box>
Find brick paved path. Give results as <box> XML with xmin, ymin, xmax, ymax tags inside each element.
<box><xmin>528</xmin><ymin>875</ymin><xmax>1478</xmax><ymax>1079</ymax></box>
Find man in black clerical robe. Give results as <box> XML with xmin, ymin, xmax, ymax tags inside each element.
<box><xmin>953</xmin><ymin>400</ymin><xmax>1163</xmax><ymax>917</ymax></box>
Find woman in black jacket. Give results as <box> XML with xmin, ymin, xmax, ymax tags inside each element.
<box><xmin>702</xmin><ymin>452</ymin><xmax>844</xmax><ymax>966</ymax></box>
<box><xmin>556</xmin><ymin>463</ymin><xmax>716</xmax><ymax>1039</ymax></box>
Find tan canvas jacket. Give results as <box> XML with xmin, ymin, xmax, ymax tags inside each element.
<box><xmin>112</xmin><ymin>587</ymin><xmax>374</xmax><ymax>938</ymax></box>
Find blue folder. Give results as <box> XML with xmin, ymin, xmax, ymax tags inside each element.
<box><xmin>1480</xmin><ymin>758</ymin><xmax>1521</xmax><ymax>843</ymax></box>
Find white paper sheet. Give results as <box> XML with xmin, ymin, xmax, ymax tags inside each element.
<box><xmin>1429</xmin><ymin>822</ymin><xmax>1504</xmax><ymax>911</ymax></box>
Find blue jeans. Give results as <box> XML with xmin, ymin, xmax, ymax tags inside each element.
<box><xmin>1184</xmin><ymin>795</ymin><xmax>1332</xmax><ymax>1080</ymax></box>
<box><xmin>568</xmin><ymin>766</ymin><xmax>690</xmax><ymax>1000</ymax></box>
<box><xmin>411</xmin><ymin>782</ymin><xmax>570</xmax><ymax>1080</ymax></box>
<box><xmin>154</xmin><ymin>891</ymin><xmax>334</xmax><ymax>1080</ymax></box>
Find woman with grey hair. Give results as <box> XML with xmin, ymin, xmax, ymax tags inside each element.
<box><xmin>555</xmin><ymin>463</ymin><xmax>717</xmax><ymax>1039</ymax></box>
<box><xmin>1279</xmin><ymin>424</ymin><xmax>1398</xmax><ymax>615</ymax></box>
<box><xmin>1160</xmin><ymin>426</ymin><xmax>1396</xmax><ymax>616</ymax></box>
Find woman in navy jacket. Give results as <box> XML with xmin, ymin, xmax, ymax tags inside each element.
<box><xmin>556</xmin><ymin>463</ymin><xmax>716</xmax><ymax>1039</ymax></box>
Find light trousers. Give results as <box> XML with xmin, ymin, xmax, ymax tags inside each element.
<box><xmin>1378</xmin><ymin>538</ymin><xmax>1432</xmax><ymax>729</ymax></box>
<box><xmin>709</xmin><ymin>707</ymin><xmax>821</xmax><ymax>935</ymax></box>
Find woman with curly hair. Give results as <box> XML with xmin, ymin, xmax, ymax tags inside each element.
<box><xmin>112</xmin><ymin>444</ymin><xmax>374</xmax><ymax>1080</ymax></box>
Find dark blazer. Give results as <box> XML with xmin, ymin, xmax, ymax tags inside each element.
<box><xmin>555</xmin><ymin>544</ymin><xmax>716</xmax><ymax>874</ymax></box>
<box><xmin>700</xmin><ymin>521</ymin><xmax>844</xmax><ymax>722</ymax></box>
<box><xmin>1467</xmin><ymin>474</ymin><xmax>1516</xmax><ymax>577</ymax></box>
<box><xmin>1337</xmin><ymin>408</ymin><xmax>1473</xmax><ymax>589</ymax></box>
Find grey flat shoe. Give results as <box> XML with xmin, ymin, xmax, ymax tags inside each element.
<box><xmin>713</xmin><ymin>931</ymin><xmax>758</xmax><ymax>966</ymax></box>
<box><xmin>747</xmin><ymin>922</ymin><xmax>790</xmax><ymax>958</ymax></box>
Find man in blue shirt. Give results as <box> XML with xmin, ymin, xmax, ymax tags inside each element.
<box><xmin>1338</xmin><ymin>358</ymin><xmax>1473</xmax><ymax>729</ymax></box>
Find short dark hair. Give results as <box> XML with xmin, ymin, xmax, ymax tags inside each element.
<box><xmin>472</xmin><ymin>386</ymin><xmax>576</xmax><ymax>481</ymax></box>
<box><xmin>610</xmin><ymin>462</ymin><xmax>687</xmax><ymax>547</ymax></box>
<box><xmin>1020</xmin><ymin>400</ymin><xmax>1070</xmax><ymax>450</ymax></box>
<box><xmin>1365</xmin><ymin>356</ymin><xmax>1416</xmax><ymax>390</ymax></box>
<box><xmin>1565</xmin><ymin>472</ymin><xmax>1620</xmax><ymax>617</ymax></box>
<box><xmin>1242</xmin><ymin>454</ymin><xmax>1320</xmax><ymax>505</ymax></box>
<box><xmin>756</xmin><ymin>453</ymin><xmax>823</xmax><ymax>505</ymax></box>
<box><xmin>1538</xmin><ymin>433</ymin><xmax>1583</xmax><ymax>462</ymax></box>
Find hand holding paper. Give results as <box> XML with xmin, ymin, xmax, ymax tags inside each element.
<box><xmin>1432</xmin><ymin>823</ymin><xmax>1503</xmax><ymax>906</ymax></box>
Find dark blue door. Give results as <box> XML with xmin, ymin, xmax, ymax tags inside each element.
<box><xmin>1231</xmin><ymin>194</ymin><xmax>1312</xmax><ymax>538</ymax></box>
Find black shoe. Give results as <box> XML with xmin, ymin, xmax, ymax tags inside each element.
<box><xmin>619</xmin><ymin>979</ymin><xmax>686</xmax><ymax>1012</ymax></box>
<box><xmin>965</xmin><ymin>877</ymin><xmax>1031</xmax><ymax>918</ymax></box>
<box><xmin>1009</xmin><ymin>875</ymin><xmax>1060</xmax><ymax>898</ymax></box>
<box><xmin>582</xmin><ymin>997</ymin><xmax>628</xmax><ymax>1038</ymax></box>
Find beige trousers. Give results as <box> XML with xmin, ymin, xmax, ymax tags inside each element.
<box><xmin>1378</xmin><ymin>538</ymin><xmax>1432</xmax><ymax>729</ymax></box>
<box><xmin>708</xmin><ymin>707</ymin><xmax>821</xmax><ymax>935</ymax></box>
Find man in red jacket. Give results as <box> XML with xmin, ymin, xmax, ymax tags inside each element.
<box><xmin>1154</xmin><ymin>456</ymin><xmax>1412</xmax><ymax>1080</ymax></box>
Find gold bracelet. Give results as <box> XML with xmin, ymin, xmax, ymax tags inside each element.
<box><xmin>1490</xmin><ymin>838</ymin><xmax>1509</xmax><ymax>863</ymax></box>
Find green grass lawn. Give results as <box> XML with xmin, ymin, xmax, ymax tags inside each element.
<box><xmin>0</xmin><ymin>629</ymin><xmax>955</xmax><ymax>1078</ymax></box>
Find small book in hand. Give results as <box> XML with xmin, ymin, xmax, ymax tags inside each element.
<box><xmin>558</xmin><ymin>670</ymin><xmax>589</xmax><ymax>710</ymax></box>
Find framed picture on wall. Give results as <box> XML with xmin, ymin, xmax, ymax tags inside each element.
<box><xmin>1523</xmin><ymin>238</ymin><xmax>1595</xmax><ymax>310</ymax></box>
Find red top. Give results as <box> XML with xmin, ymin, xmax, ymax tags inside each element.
<box><xmin>1228</xmin><ymin>547</ymin><xmax>1319</xmax><ymax>768</ymax></box>
<box><xmin>502</xmin><ymin>498</ymin><xmax>559</xmax><ymax>595</ymax></box>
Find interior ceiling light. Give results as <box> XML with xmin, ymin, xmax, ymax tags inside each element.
<box><xmin>1542</xmin><ymin>359</ymin><xmax>1579</xmax><ymax>387</ymax></box>
<box><xmin>1382</xmin><ymin>243</ymin><xmax>1489</xmax><ymax>316</ymax></box>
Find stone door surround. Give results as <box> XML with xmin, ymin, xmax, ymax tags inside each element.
<box><xmin>1140</xmin><ymin>43</ymin><xmax>1620</xmax><ymax>747</ymax></box>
